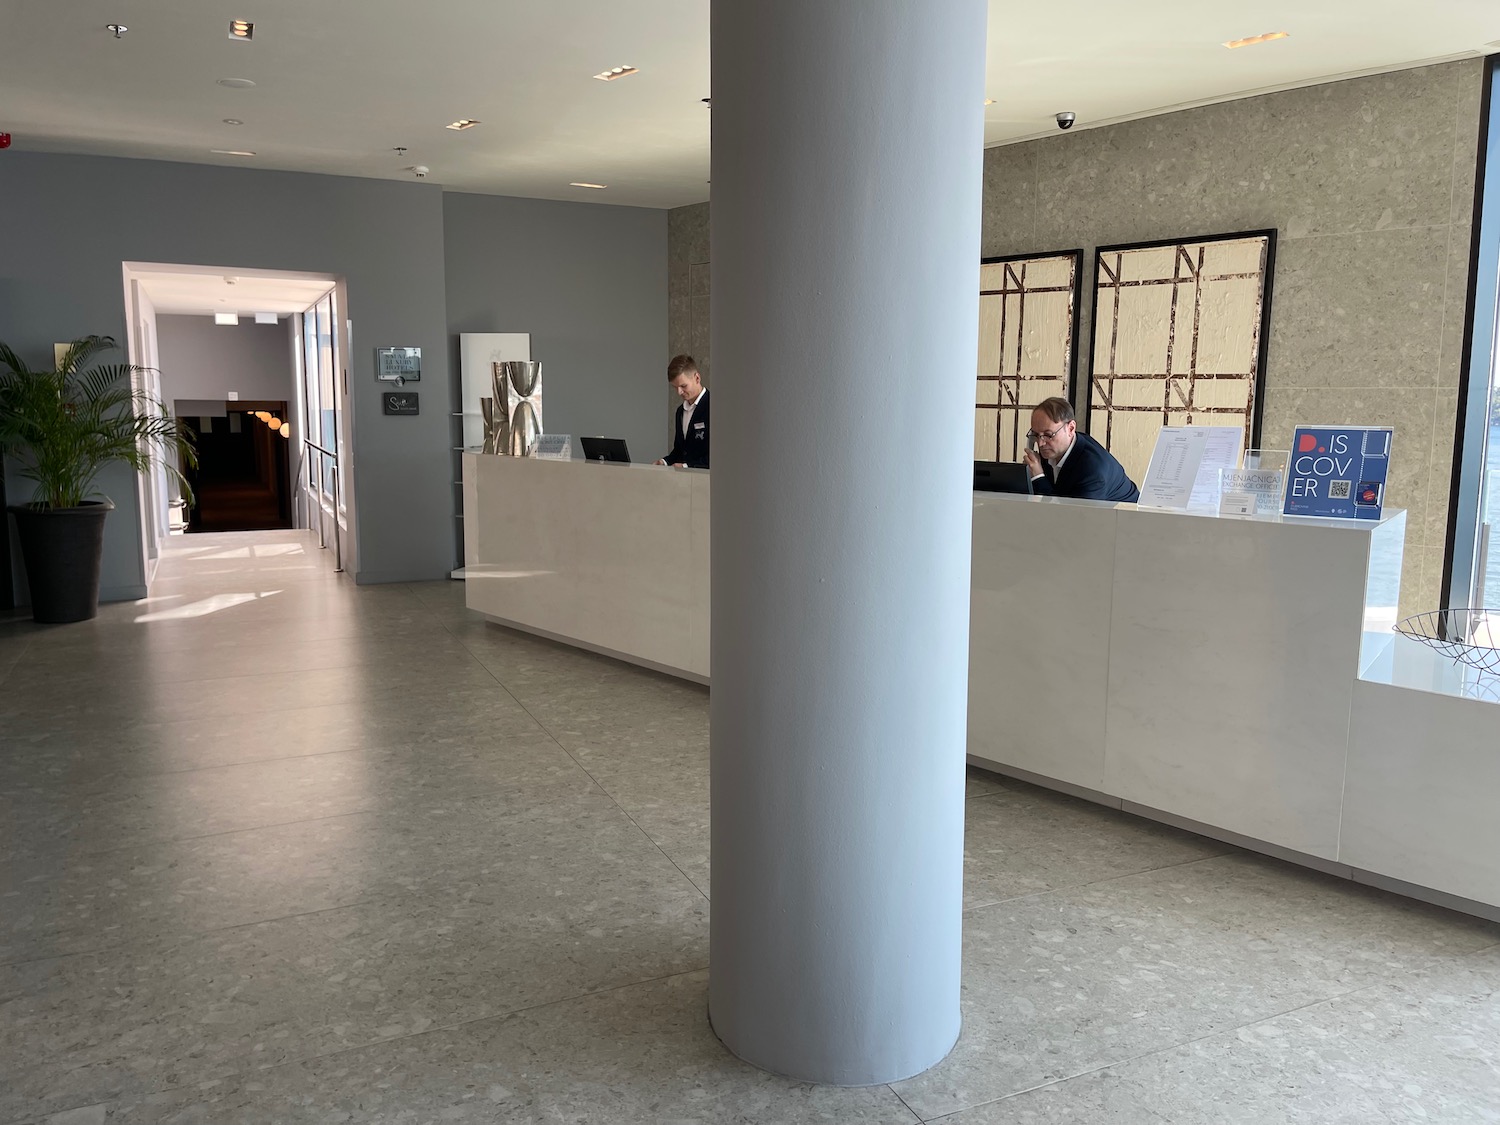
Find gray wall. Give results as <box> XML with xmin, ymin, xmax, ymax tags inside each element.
<box><xmin>670</xmin><ymin>59</ymin><xmax>1487</xmax><ymax>614</ymax></box>
<box><xmin>156</xmin><ymin>316</ymin><xmax>294</xmax><ymax>407</ymax></box>
<box><xmin>443</xmin><ymin>192</ymin><xmax>668</xmax><ymax>463</ymax></box>
<box><xmin>0</xmin><ymin>151</ymin><xmax>452</xmax><ymax>596</ymax></box>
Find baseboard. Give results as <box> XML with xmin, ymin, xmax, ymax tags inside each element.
<box><xmin>480</xmin><ymin>614</ymin><xmax>709</xmax><ymax>686</ymax></box>
<box><xmin>963</xmin><ymin>756</ymin><xmax>1500</xmax><ymax>923</ymax></box>
<box><xmin>101</xmin><ymin>584</ymin><xmax>148</xmax><ymax>603</ymax></box>
<box><xmin>966</xmin><ymin>757</ymin><xmax>1122</xmax><ymax>810</ymax></box>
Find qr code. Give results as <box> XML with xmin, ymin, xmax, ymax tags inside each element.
<box><xmin>1329</xmin><ymin>480</ymin><xmax>1352</xmax><ymax>500</ymax></box>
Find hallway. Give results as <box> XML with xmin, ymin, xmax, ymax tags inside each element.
<box><xmin>1</xmin><ymin>530</ymin><xmax>1498</xmax><ymax>1123</ymax></box>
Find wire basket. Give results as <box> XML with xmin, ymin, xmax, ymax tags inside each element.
<box><xmin>1394</xmin><ymin>609</ymin><xmax>1500</xmax><ymax>675</ymax></box>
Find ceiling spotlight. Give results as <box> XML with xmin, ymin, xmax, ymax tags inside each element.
<box><xmin>1224</xmin><ymin>31</ymin><xmax>1290</xmax><ymax>49</ymax></box>
<box><xmin>210</xmin><ymin>149</ymin><xmax>256</xmax><ymax>156</ymax></box>
<box><xmin>570</xmin><ymin>182</ymin><xmax>607</xmax><ymax>189</ymax></box>
<box><xmin>393</xmin><ymin>146</ymin><xmax>407</xmax><ymax>155</ymax></box>
<box><xmin>106</xmin><ymin>23</ymin><xmax>128</xmax><ymax>38</ymax></box>
<box><xmin>701</xmin><ymin>97</ymin><xmax>711</xmax><ymax>107</ymax></box>
<box><xmin>214</xmin><ymin>313</ymin><xmax>239</xmax><ymax>326</ymax></box>
<box><xmin>267</xmin><ymin>416</ymin><xmax>282</xmax><ymax>429</ymax></box>
<box><xmin>217</xmin><ymin>78</ymin><xmax>256</xmax><ymax>88</ymax></box>
<box><xmin>229</xmin><ymin>19</ymin><xmax>254</xmax><ymax>40</ymax></box>
<box><xmin>984</xmin><ymin>98</ymin><xmax>997</xmax><ymax>106</ymax></box>
<box><xmin>445</xmin><ymin>119</ymin><xmax>480</xmax><ymax>131</ymax></box>
<box><xmin>593</xmin><ymin>65</ymin><xmax>639</xmax><ymax>82</ymax></box>
<box><xmin>278</xmin><ymin>423</ymin><xmax>290</xmax><ymax>438</ymax></box>
<box><xmin>222</xmin><ymin>118</ymin><xmax>244</xmax><ymax>126</ymax></box>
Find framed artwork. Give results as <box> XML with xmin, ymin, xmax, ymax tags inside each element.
<box><xmin>975</xmin><ymin>249</ymin><xmax>1082</xmax><ymax>463</ymax></box>
<box><xmin>1085</xmin><ymin>230</ymin><xmax>1276</xmax><ymax>487</ymax></box>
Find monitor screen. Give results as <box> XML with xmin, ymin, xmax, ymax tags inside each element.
<box><xmin>973</xmin><ymin>460</ymin><xmax>1033</xmax><ymax>494</ymax></box>
<box><xmin>581</xmin><ymin>436</ymin><xmax>631</xmax><ymax>463</ymax></box>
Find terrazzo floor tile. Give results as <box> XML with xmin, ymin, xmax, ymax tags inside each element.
<box><xmin>962</xmin><ymin>785</ymin><xmax>1229</xmax><ymax>910</ymax></box>
<box><xmin>60</xmin><ymin>971</ymin><xmax>920</xmax><ymax>1125</ymax></box>
<box><xmin>0</xmin><ymin>687</ymin><xmax>543</xmax><ymax>793</ymax></box>
<box><xmin>932</xmin><ymin>947</ymin><xmax>1500</xmax><ymax>1124</ymax></box>
<box><xmin>1</xmin><ymin>730</ymin><xmax>589</xmax><ymax>861</ymax></box>
<box><xmin>7</xmin><ymin>529</ymin><xmax>1499</xmax><ymax>1125</ymax></box>
<box><xmin>0</xmin><ymin>788</ymin><xmax>659</xmax><ymax>965</ymax></box>
<box><xmin>893</xmin><ymin>853</ymin><xmax>1500</xmax><ymax>1119</ymax></box>
<box><xmin>0</xmin><ymin>838</ymin><xmax>708</xmax><ymax>1120</ymax></box>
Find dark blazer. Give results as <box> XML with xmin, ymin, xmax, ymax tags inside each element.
<box><xmin>1031</xmin><ymin>431</ymin><xmax>1139</xmax><ymax>503</ymax></box>
<box><xmin>662</xmin><ymin>391</ymin><xmax>710</xmax><ymax>469</ymax></box>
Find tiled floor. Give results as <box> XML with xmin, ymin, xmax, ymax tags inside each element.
<box><xmin>2</xmin><ymin>529</ymin><xmax>1498</xmax><ymax>1124</ymax></box>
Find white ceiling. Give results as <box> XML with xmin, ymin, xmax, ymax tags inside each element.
<box><xmin>3</xmin><ymin>1</ymin><xmax>1498</xmax><ymax>210</ymax></box>
<box><xmin>127</xmin><ymin>263</ymin><xmax>335</xmax><ymax>316</ymax></box>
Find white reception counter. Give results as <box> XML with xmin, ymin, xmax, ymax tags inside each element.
<box><xmin>464</xmin><ymin>454</ymin><xmax>1500</xmax><ymax>918</ymax></box>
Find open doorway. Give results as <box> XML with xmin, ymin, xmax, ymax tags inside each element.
<box><xmin>180</xmin><ymin>400</ymin><xmax>293</xmax><ymax>531</ymax></box>
<box><xmin>121</xmin><ymin>263</ymin><xmax>357</xmax><ymax>583</ymax></box>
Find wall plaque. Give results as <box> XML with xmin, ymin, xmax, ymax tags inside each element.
<box><xmin>375</xmin><ymin>346</ymin><xmax>422</xmax><ymax>382</ymax></box>
<box><xmin>382</xmin><ymin>391</ymin><xmax>419</xmax><ymax>416</ymax></box>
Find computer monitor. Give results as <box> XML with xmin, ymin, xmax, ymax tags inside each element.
<box><xmin>973</xmin><ymin>460</ymin><xmax>1034</xmax><ymax>494</ymax></box>
<box><xmin>580</xmin><ymin>436</ymin><xmax>631</xmax><ymax>463</ymax></box>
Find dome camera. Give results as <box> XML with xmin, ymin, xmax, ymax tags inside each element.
<box><xmin>1055</xmin><ymin>112</ymin><xmax>1077</xmax><ymax>130</ymax></box>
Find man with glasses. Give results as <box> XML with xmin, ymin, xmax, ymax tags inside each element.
<box><xmin>1021</xmin><ymin>397</ymin><xmax>1139</xmax><ymax>503</ymax></box>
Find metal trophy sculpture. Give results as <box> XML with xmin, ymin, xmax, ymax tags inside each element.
<box><xmin>490</xmin><ymin>361</ymin><xmax>543</xmax><ymax>456</ymax></box>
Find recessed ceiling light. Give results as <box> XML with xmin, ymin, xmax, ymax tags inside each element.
<box><xmin>106</xmin><ymin>23</ymin><xmax>128</xmax><ymax>38</ymax></box>
<box><xmin>593</xmin><ymin>65</ymin><xmax>639</xmax><ymax>82</ymax></box>
<box><xmin>217</xmin><ymin>77</ymin><xmax>256</xmax><ymax>88</ymax></box>
<box><xmin>222</xmin><ymin>118</ymin><xmax>244</xmax><ymax>126</ymax></box>
<box><xmin>570</xmin><ymin>182</ymin><xmax>607</xmax><ymax>189</ymax></box>
<box><xmin>445</xmin><ymin>118</ymin><xmax>481</xmax><ymax>131</ymax></box>
<box><xmin>214</xmin><ymin>313</ymin><xmax>240</xmax><ymax>326</ymax></box>
<box><xmin>210</xmin><ymin>149</ymin><xmax>256</xmax><ymax>156</ymax></box>
<box><xmin>1223</xmin><ymin>31</ymin><xmax>1290</xmax><ymax>49</ymax></box>
<box><xmin>254</xmin><ymin>312</ymin><xmax>278</xmax><ymax>324</ymax></box>
<box><xmin>228</xmin><ymin>20</ymin><xmax>254</xmax><ymax>40</ymax></box>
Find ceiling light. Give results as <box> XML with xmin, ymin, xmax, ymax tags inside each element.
<box><xmin>445</xmin><ymin>119</ymin><xmax>481</xmax><ymax>130</ymax></box>
<box><xmin>266</xmin><ymin>416</ymin><xmax>282</xmax><ymax>429</ymax></box>
<box><xmin>1223</xmin><ymin>31</ymin><xmax>1290</xmax><ymax>49</ymax></box>
<box><xmin>107</xmin><ymin>23</ymin><xmax>128</xmax><ymax>38</ymax></box>
<box><xmin>214</xmin><ymin>313</ymin><xmax>239</xmax><ymax>325</ymax></box>
<box><xmin>253</xmin><ymin>411</ymin><xmax>270</xmax><ymax>421</ymax></box>
<box><xmin>217</xmin><ymin>78</ymin><xmax>256</xmax><ymax>89</ymax></box>
<box><xmin>210</xmin><ymin>149</ymin><xmax>256</xmax><ymax>156</ymax></box>
<box><xmin>222</xmin><ymin>118</ymin><xmax>244</xmax><ymax>126</ymax></box>
<box><xmin>254</xmin><ymin>312</ymin><xmax>277</xmax><ymax>324</ymax></box>
<box><xmin>229</xmin><ymin>20</ymin><xmax>254</xmax><ymax>40</ymax></box>
<box><xmin>593</xmin><ymin>66</ymin><xmax>639</xmax><ymax>82</ymax></box>
<box><xmin>701</xmin><ymin>98</ymin><xmax>711</xmax><ymax>107</ymax></box>
<box><xmin>278</xmin><ymin>423</ymin><xmax>290</xmax><ymax>438</ymax></box>
<box><xmin>570</xmin><ymin>182</ymin><xmax>607</xmax><ymax>189</ymax></box>
<box><xmin>984</xmin><ymin>98</ymin><xmax>997</xmax><ymax>106</ymax></box>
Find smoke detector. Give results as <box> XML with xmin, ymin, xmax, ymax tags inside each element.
<box><xmin>409</xmin><ymin>165</ymin><xmax>429</xmax><ymax>179</ymax></box>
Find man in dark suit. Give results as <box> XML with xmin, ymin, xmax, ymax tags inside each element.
<box><xmin>656</xmin><ymin>354</ymin><xmax>710</xmax><ymax>469</ymax></box>
<box><xmin>1022</xmin><ymin>397</ymin><xmax>1139</xmax><ymax>503</ymax></box>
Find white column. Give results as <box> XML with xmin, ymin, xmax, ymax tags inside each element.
<box><xmin>709</xmin><ymin>0</ymin><xmax>988</xmax><ymax>1086</ymax></box>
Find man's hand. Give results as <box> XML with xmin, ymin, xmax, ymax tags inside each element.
<box><xmin>654</xmin><ymin>459</ymin><xmax>667</xmax><ymax>466</ymax></box>
<box><xmin>1022</xmin><ymin>449</ymin><xmax>1043</xmax><ymax>478</ymax></box>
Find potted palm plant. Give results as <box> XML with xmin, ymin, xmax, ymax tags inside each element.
<box><xmin>0</xmin><ymin>335</ymin><xmax>195</xmax><ymax>623</ymax></box>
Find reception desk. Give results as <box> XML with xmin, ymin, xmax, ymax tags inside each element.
<box><xmin>465</xmin><ymin>454</ymin><xmax>1499</xmax><ymax>918</ymax></box>
<box><xmin>463</xmin><ymin>454</ymin><xmax>709</xmax><ymax>681</ymax></box>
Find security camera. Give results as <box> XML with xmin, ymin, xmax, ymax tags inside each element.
<box><xmin>1055</xmin><ymin>111</ymin><xmax>1077</xmax><ymax>130</ymax></box>
<box><xmin>411</xmin><ymin>165</ymin><xmax>429</xmax><ymax>179</ymax></box>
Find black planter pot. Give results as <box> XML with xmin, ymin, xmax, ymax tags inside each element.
<box><xmin>6</xmin><ymin>499</ymin><xmax>115</xmax><ymax>624</ymax></box>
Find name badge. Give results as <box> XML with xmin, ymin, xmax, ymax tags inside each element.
<box><xmin>693</xmin><ymin>422</ymin><xmax>705</xmax><ymax>431</ymax></box>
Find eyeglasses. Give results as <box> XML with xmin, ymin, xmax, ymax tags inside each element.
<box><xmin>1025</xmin><ymin>422</ymin><xmax>1072</xmax><ymax>442</ymax></box>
